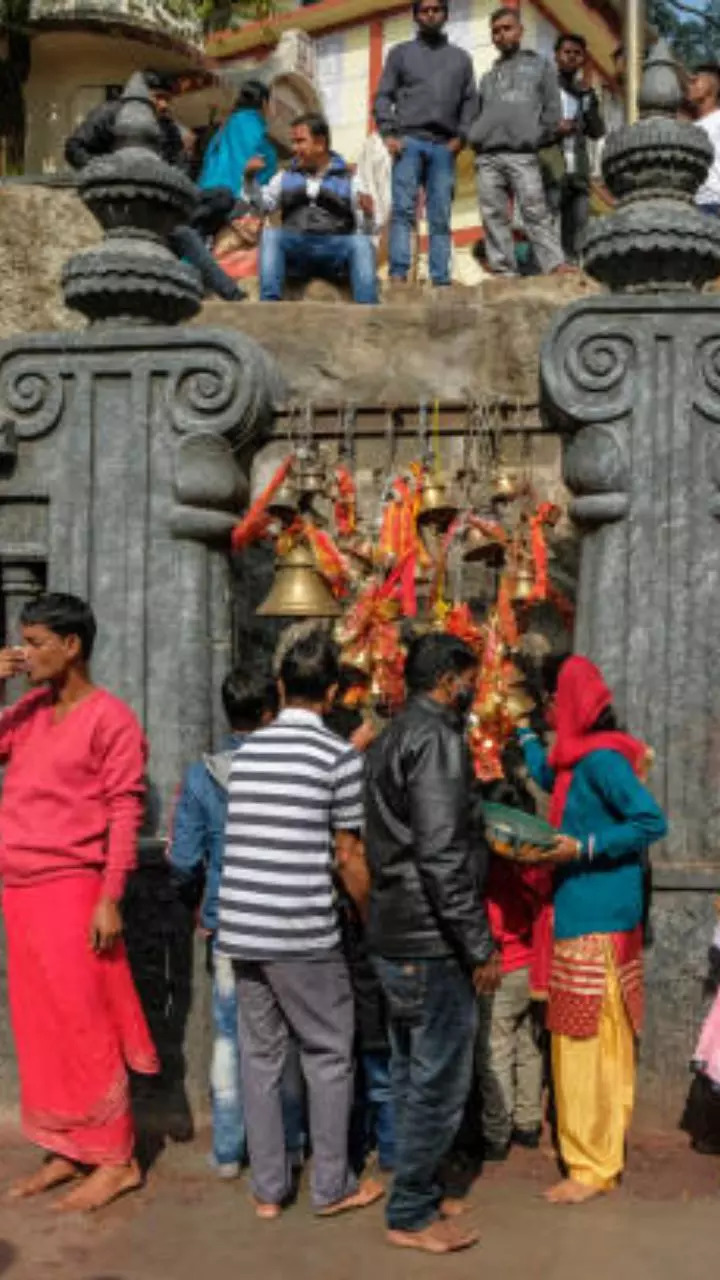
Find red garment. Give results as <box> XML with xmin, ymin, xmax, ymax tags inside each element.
<box><xmin>547</xmin><ymin>926</ymin><xmax>644</xmax><ymax>1038</ymax></box>
<box><xmin>486</xmin><ymin>859</ymin><xmax>553</xmax><ymax>975</ymax></box>
<box><xmin>4</xmin><ymin>876</ymin><xmax>159</xmax><ymax>1165</ymax></box>
<box><xmin>0</xmin><ymin>687</ymin><xmax>146</xmax><ymax>901</ymax></box>
<box><xmin>548</xmin><ymin>656</ymin><xmax>647</xmax><ymax>827</ymax></box>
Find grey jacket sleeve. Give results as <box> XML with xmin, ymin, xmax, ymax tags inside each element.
<box><xmin>374</xmin><ymin>47</ymin><xmax>402</xmax><ymax>136</ymax></box>
<box><xmin>407</xmin><ymin>729</ymin><xmax>496</xmax><ymax>971</ymax></box>
<box><xmin>458</xmin><ymin>54</ymin><xmax>480</xmax><ymax>141</ymax></box>
<box><xmin>539</xmin><ymin>60</ymin><xmax>563</xmax><ymax>146</ymax></box>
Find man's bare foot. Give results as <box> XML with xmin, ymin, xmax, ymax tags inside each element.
<box><xmin>439</xmin><ymin>1196</ymin><xmax>470</xmax><ymax>1218</ymax></box>
<box><xmin>252</xmin><ymin>1198</ymin><xmax>282</xmax><ymax>1221</ymax></box>
<box><xmin>52</xmin><ymin>1160</ymin><xmax>142</xmax><ymax>1212</ymax></box>
<box><xmin>544</xmin><ymin>1178</ymin><xmax>608</xmax><ymax>1205</ymax></box>
<box><xmin>387</xmin><ymin>1219</ymin><xmax>480</xmax><ymax>1253</ymax></box>
<box><xmin>8</xmin><ymin>1156</ymin><xmax>82</xmax><ymax>1200</ymax></box>
<box><xmin>315</xmin><ymin>1177</ymin><xmax>385</xmax><ymax>1217</ymax></box>
<box><xmin>551</xmin><ymin>263</ymin><xmax>580</xmax><ymax>275</ymax></box>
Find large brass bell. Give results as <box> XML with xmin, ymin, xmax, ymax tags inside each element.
<box><xmin>267</xmin><ymin>477</ymin><xmax>299</xmax><ymax>525</ymax></box>
<box><xmin>417</xmin><ymin>475</ymin><xmax>458</xmax><ymax>530</ymax></box>
<box><xmin>257</xmin><ymin>542</ymin><xmax>341</xmax><ymax>618</ymax></box>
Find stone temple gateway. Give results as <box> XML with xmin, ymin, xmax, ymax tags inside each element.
<box><xmin>0</xmin><ymin>49</ymin><xmax>718</xmax><ymax>1125</ymax></box>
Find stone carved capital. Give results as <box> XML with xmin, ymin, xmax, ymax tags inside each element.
<box><xmin>0</xmin><ymin>327</ymin><xmax>282</xmax><ymax>544</ymax></box>
<box><xmin>540</xmin><ymin>302</ymin><xmax>638</xmax><ymax>431</ymax></box>
<box><xmin>0</xmin><ymin>350</ymin><xmax>66</xmax><ymax>440</ymax></box>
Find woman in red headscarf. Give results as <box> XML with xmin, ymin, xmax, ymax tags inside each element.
<box><xmin>517</xmin><ymin>656</ymin><xmax>667</xmax><ymax>1204</ymax></box>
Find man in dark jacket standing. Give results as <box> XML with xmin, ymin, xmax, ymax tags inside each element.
<box><xmin>469</xmin><ymin>7</ymin><xmax>568</xmax><ymax>275</ymax></box>
<box><xmin>374</xmin><ymin>0</ymin><xmax>477</xmax><ymax>287</ymax></box>
<box><xmin>543</xmin><ymin>33</ymin><xmax>605</xmax><ymax>262</ymax></box>
<box><xmin>365</xmin><ymin>633</ymin><xmax>499</xmax><ymax>1255</ymax></box>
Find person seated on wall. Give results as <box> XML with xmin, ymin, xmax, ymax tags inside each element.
<box><xmin>244</xmin><ymin>113</ymin><xmax>379</xmax><ymax>304</ymax></box>
<box><xmin>199</xmin><ymin>79</ymin><xmax>278</xmax><ymax>198</ymax></box>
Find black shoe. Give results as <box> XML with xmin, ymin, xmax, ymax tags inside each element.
<box><xmin>512</xmin><ymin>1126</ymin><xmax>541</xmax><ymax>1150</ymax></box>
<box><xmin>482</xmin><ymin>1142</ymin><xmax>509</xmax><ymax>1163</ymax></box>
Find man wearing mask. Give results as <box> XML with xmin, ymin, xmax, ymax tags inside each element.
<box><xmin>544</xmin><ymin>34</ymin><xmax>604</xmax><ymax>262</ymax></box>
<box><xmin>469</xmin><ymin>7</ymin><xmax>568</xmax><ymax>276</ymax></box>
<box><xmin>373</xmin><ymin>0</ymin><xmax>477</xmax><ymax>288</ymax></box>
<box><xmin>365</xmin><ymin>634</ymin><xmax>500</xmax><ymax>1255</ymax></box>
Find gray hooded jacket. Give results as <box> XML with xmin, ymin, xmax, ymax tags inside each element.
<box><xmin>469</xmin><ymin>48</ymin><xmax>561</xmax><ymax>154</ymax></box>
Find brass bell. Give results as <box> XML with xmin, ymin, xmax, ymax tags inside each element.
<box><xmin>257</xmin><ymin>542</ymin><xmax>341</xmax><ymax>618</ymax></box>
<box><xmin>417</xmin><ymin>476</ymin><xmax>458</xmax><ymax>530</ymax></box>
<box><xmin>462</xmin><ymin>524</ymin><xmax>505</xmax><ymax>566</ymax></box>
<box><xmin>267</xmin><ymin>478</ymin><xmax>299</xmax><ymax>525</ymax></box>
<box><xmin>341</xmin><ymin>647</ymin><xmax>372</xmax><ymax>678</ymax></box>
<box><xmin>296</xmin><ymin>460</ymin><xmax>327</xmax><ymax>501</ymax></box>
<box><xmin>512</xmin><ymin>565</ymin><xmax>535</xmax><ymax>603</ymax></box>
<box><xmin>505</xmin><ymin>688</ymin><xmax>535</xmax><ymax>721</ymax></box>
<box><xmin>493</xmin><ymin>469</ymin><xmax>517</xmax><ymax>501</ymax></box>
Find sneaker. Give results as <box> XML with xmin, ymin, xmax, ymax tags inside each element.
<box><xmin>214</xmin><ymin>1161</ymin><xmax>241</xmax><ymax>1180</ymax></box>
<box><xmin>512</xmin><ymin>1126</ymin><xmax>541</xmax><ymax>1150</ymax></box>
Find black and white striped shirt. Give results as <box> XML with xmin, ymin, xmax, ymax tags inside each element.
<box><xmin>217</xmin><ymin>708</ymin><xmax>364</xmax><ymax>960</ymax></box>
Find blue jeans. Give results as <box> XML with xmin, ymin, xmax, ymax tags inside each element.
<box><xmin>259</xmin><ymin>227</ymin><xmax>378</xmax><ymax>304</ymax></box>
<box><xmin>374</xmin><ymin>955</ymin><xmax>477</xmax><ymax>1232</ymax></box>
<box><xmin>168</xmin><ymin>225</ymin><xmax>244</xmax><ymax>301</ymax></box>
<box><xmin>389</xmin><ymin>136</ymin><xmax>456</xmax><ymax>285</ymax></box>
<box><xmin>349</xmin><ymin>1050</ymin><xmax>396</xmax><ymax>1173</ymax></box>
<box><xmin>211</xmin><ymin>953</ymin><xmax>306</xmax><ymax>1172</ymax></box>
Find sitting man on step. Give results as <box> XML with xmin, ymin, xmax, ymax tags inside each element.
<box><xmin>245</xmin><ymin>113</ymin><xmax>379</xmax><ymax>304</ymax></box>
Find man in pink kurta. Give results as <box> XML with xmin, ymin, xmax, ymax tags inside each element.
<box><xmin>0</xmin><ymin>592</ymin><xmax>158</xmax><ymax>1211</ymax></box>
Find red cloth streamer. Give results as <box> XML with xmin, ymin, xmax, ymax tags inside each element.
<box><xmin>334</xmin><ymin>466</ymin><xmax>357</xmax><ymax>539</ymax></box>
<box><xmin>304</xmin><ymin>524</ymin><xmax>349</xmax><ymax>597</ymax></box>
<box><xmin>528</xmin><ymin>502</ymin><xmax>560</xmax><ymax>603</ymax></box>
<box><xmin>231</xmin><ymin>455</ymin><xmax>293</xmax><ymax>552</ymax></box>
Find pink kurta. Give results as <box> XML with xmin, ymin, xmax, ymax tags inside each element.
<box><xmin>0</xmin><ymin>687</ymin><xmax>159</xmax><ymax>1165</ymax></box>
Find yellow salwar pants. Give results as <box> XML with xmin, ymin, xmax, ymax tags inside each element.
<box><xmin>551</xmin><ymin>938</ymin><xmax>635</xmax><ymax>1189</ymax></box>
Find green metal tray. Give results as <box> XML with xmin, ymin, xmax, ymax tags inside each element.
<box><xmin>483</xmin><ymin>802</ymin><xmax>557</xmax><ymax>855</ymax></box>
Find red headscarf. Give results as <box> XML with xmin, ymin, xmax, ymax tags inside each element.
<box><xmin>548</xmin><ymin>655</ymin><xmax>648</xmax><ymax>827</ymax></box>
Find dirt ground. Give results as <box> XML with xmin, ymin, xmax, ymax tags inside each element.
<box><xmin>0</xmin><ymin>1126</ymin><xmax>717</xmax><ymax>1280</ymax></box>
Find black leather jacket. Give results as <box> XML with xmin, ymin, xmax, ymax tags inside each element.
<box><xmin>365</xmin><ymin>695</ymin><xmax>495</xmax><ymax>970</ymax></box>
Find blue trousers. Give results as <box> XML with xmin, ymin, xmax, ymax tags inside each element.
<box><xmin>259</xmin><ymin>227</ymin><xmax>378</xmax><ymax>304</ymax></box>
<box><xmin>374</xmin><ymin>955</ymin><xmax>477</xmax><ymax>1231</ymax></box>
<box><xmin>389</xmin><ymin>136</ymin><xmax>456</xmax><ymax>285</ymax></box>
<box><xmin>211</xmin><ymin>952</ymin><xmax>305</xmax><ymax>1171</ymax></box>
<box><xmin>349</xmin><ymin>1049</ymin><xmax>396</xmax><ymax>1173</ymax></box>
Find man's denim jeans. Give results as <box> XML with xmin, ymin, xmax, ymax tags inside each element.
<box><xmin>259</xmin><ymin>227</ymin><xmax>378</xmax><ymax>304</ymax></box>
<box><xmin>374</xmin><ymin>955</ymin><xmax>477</xmax><ymax>1231</ymax></box>
<box><xmin>389</xmin><ymin>136</ymin><xmax>456</xmax><ymax>285</ymax></box>
<box><xmin>211</xmin><ymin>953</ymin><xmax>306</xmax><ymax>1172</ymax></box>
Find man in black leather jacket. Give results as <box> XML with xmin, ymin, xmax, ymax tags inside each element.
<box><xmin>365</xmin><ymin>632</ymin><xmax>499</xmax><ymax>1254</ymax></box>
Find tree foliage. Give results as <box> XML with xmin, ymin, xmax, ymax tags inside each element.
<box><xmin>647</xmin><ymin>0</ymin><xmax>720</xmax><ymax>66</ymax></box>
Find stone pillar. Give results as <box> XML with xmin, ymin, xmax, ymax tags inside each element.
<box><xmin>0</xmin><ymin>75</ymin><xmax>280</xmax><ymax>828</ymax></box>
<box><xmin>0</xmin><ymin>76</ymin><xmax>281</xmax><ymax>1119</ymax></box>
<box><xmin>540</xmin><ymin>43</ymin><xmax>720</xmax><ymax>1114</ymax></box>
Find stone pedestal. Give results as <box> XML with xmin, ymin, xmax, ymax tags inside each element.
<box><xmin>541</xmin><ymin>43</ymin><xmax>720</xmax><ymax>1113</ymax></box>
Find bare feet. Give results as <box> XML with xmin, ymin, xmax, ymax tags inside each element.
<box><xmin>551</xmin><ymin>263</ymin><xmax>580</xmax><ymax>276</ymax></box>
<box><xmin>439</xmin><ymin>1196</ymin><xmax>470</xmax><ymax>1218</ymax></box>
<box><xmin>52</xmin><ymin>1160</ymin><xmax>142</xmax><ymax>1212</ymax></box>
<box><xmin>387</xmin><ymin>1219</ymin><xmax>480</xmax><ymax>1254</ymax></box>
<box><xmin>544</xmin><ymin>1178</ymin><xmax>608</xmax><ymax>1205</ymax></box>
<box><xmin>8</xmin><ymin>1156</ymin><xmax>82</xmax><ymax>1200</ymax></box>
<box><xmin>315</xmin><ymin>1177</ymin><xmax>385</xmax><ymax>1217</ymax></box>
<box><xmin>252</xmin><ymin>1198</ymin><xmax>282</xmax><ymax>1221</ymax></box>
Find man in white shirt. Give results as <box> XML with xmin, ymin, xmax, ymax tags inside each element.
<box><xmin>245</xmin><ymin>113</ymin><xmax>379</xmax><ymax>302</ymax></box>
<box><xmin>688</xmin><ymin>65</ymin><xmax>720</xmax><ymax>215</ymax></box>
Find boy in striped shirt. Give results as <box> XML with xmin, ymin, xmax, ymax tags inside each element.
<box><xmin>217</xmin><ymin>629</ymin><xmax>383</xmax><ymax>1219</ymax></box>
